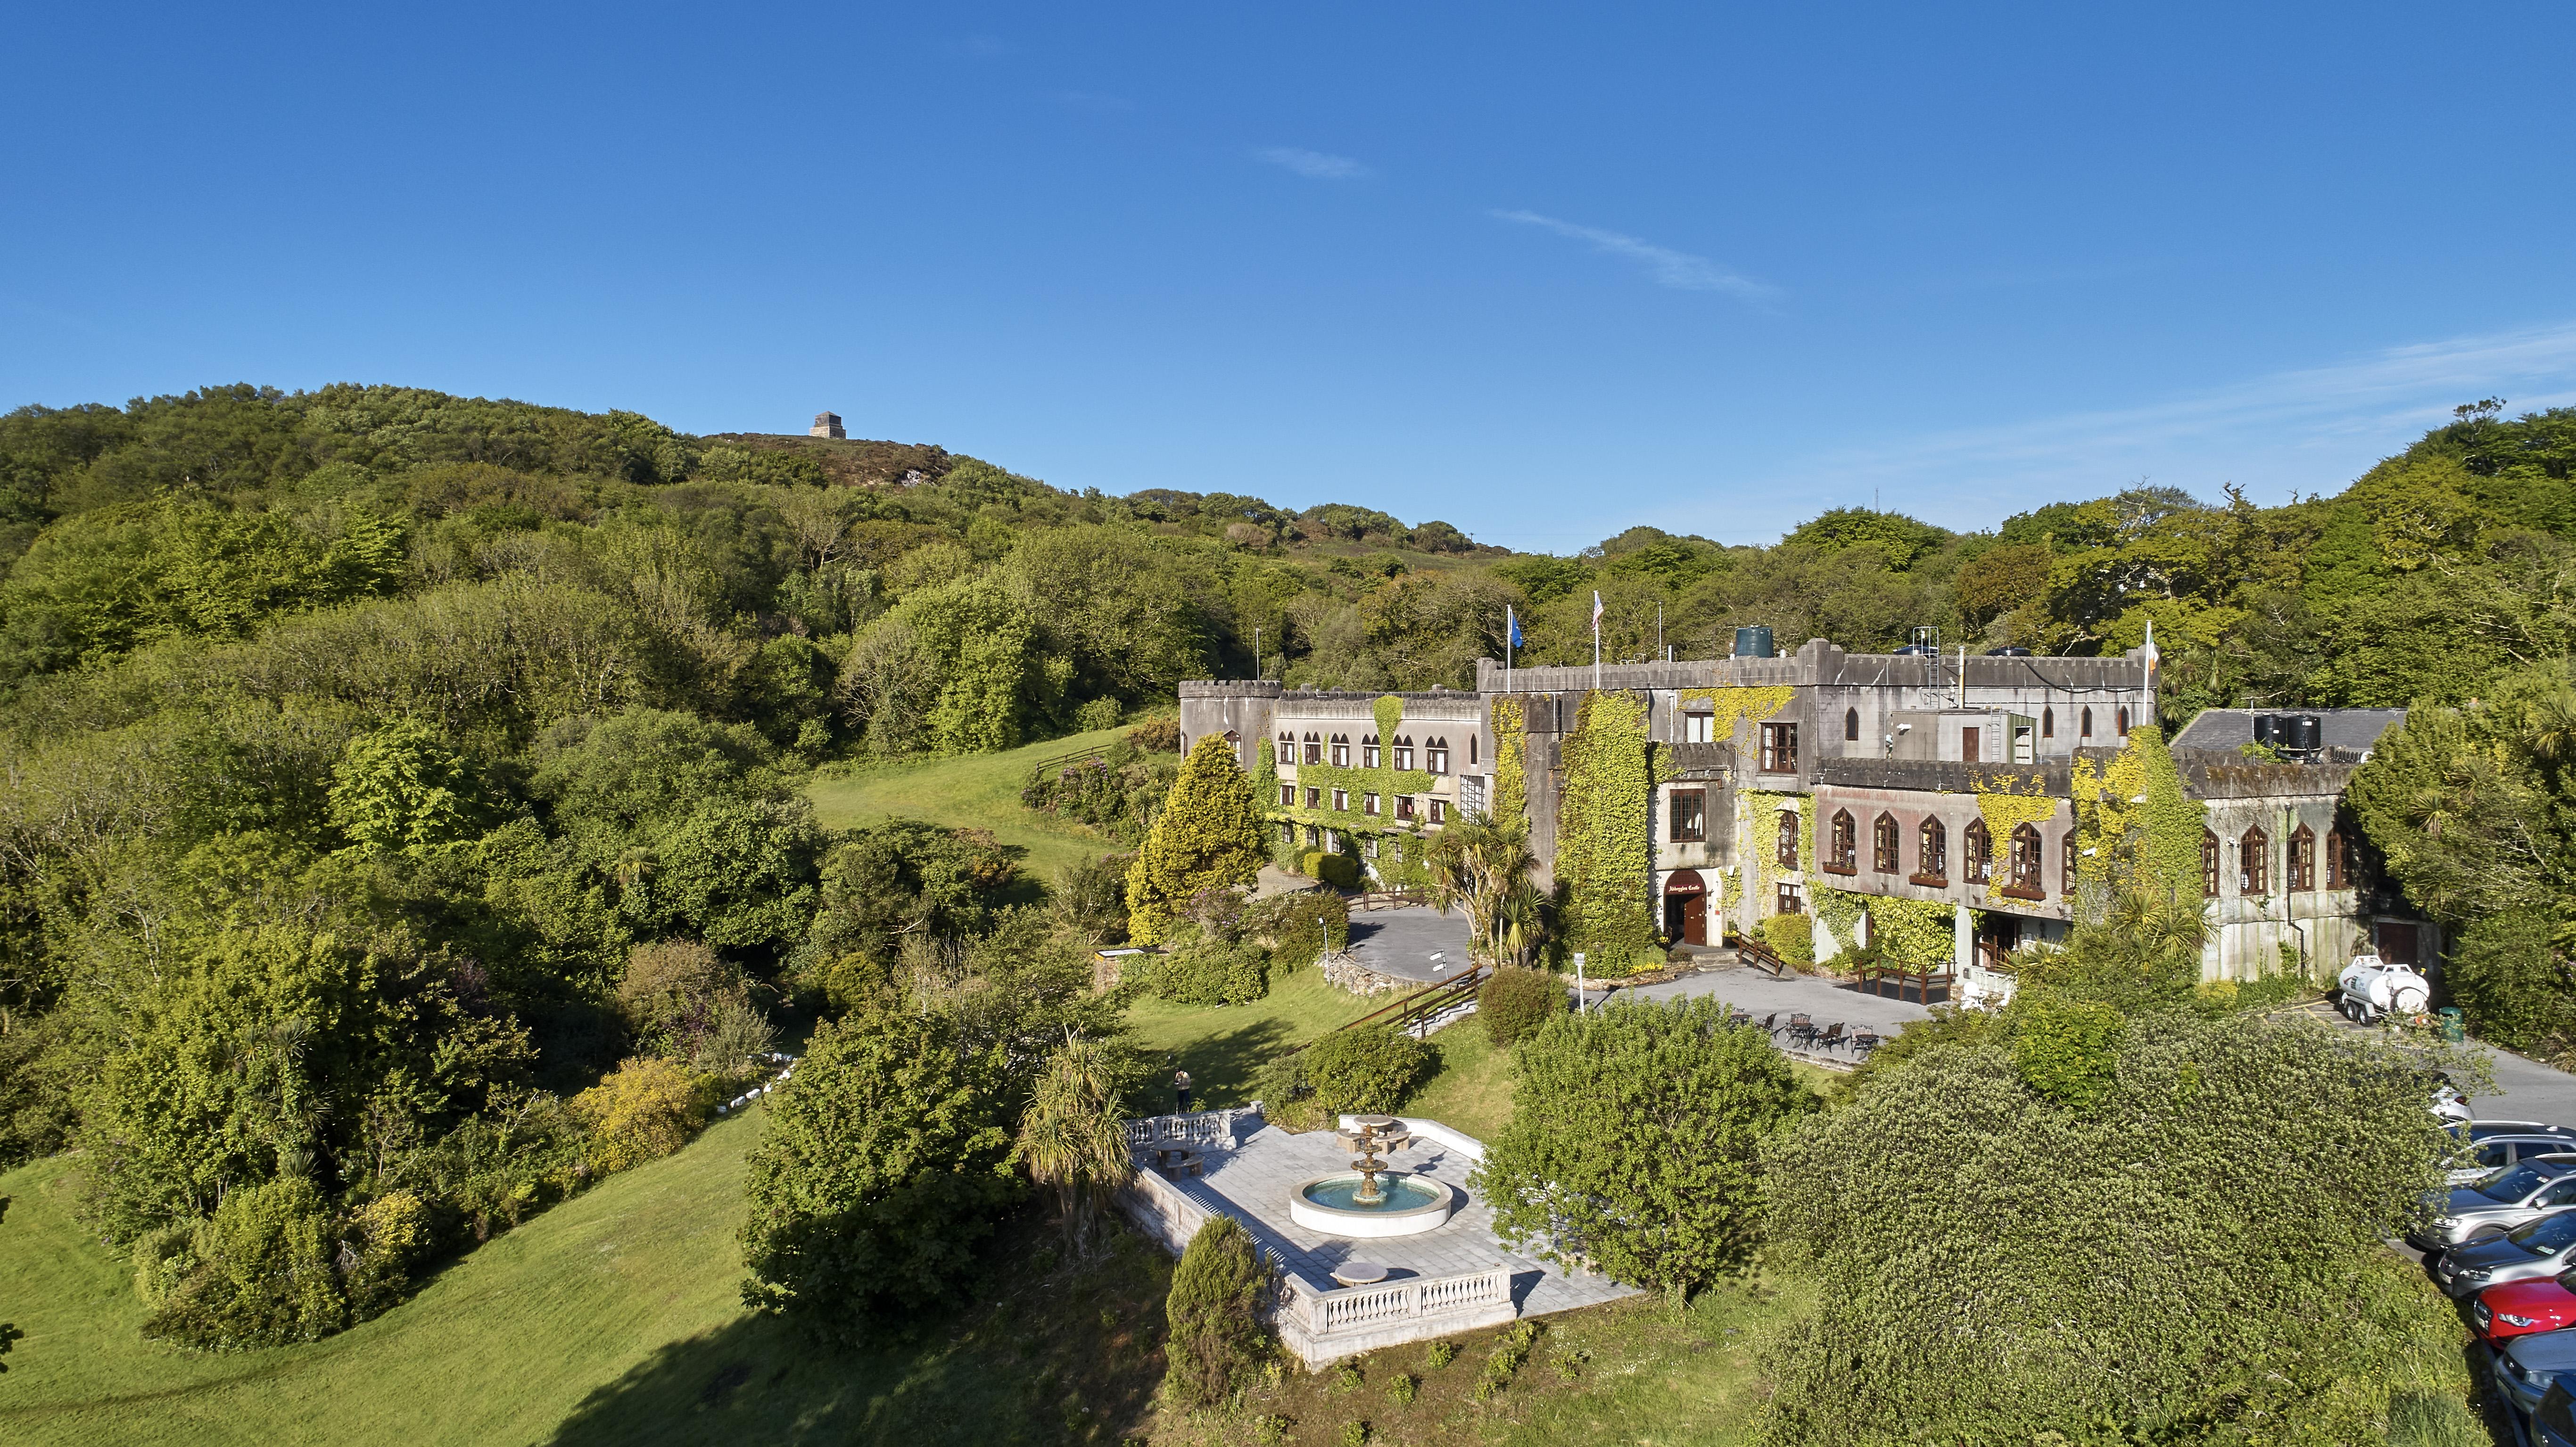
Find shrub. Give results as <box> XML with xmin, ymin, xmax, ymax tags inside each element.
<box><xmin>1163</xmin><ymin>1214</ymin><xmax>1273</xmax><ymax>1408</ymax></box>
<box><xmin>1075</xmin><ymin>696</ymin><xmax>1123</xmax><ymax>732</ymax></box>
<box><xmin>617</xmin><ymin>939</ymin><xmax>750</xmax><ymax>1058</ymax></box>
<box><xmin>739</xmin><ymin>1009</ymin><xmax>1017</xmax><ymax>1345</ymax></box>
<box><xmin>1302</xmin><ymin>1026</ymin><xmax>1433</xmax><ymax>1116</ymax></box>
<box><xmin>1128</xmin><ymin>715</ymin><xmax>1182</xmax><ymax>753</ymax></box>
<box><xmin>1049</xmin><ymin>852</ymin><xmax>1132</xmax><ymax>944</ymax></box>
<box><xmin>1474</xmin><ymin>997</ymin><xmax>1809</xmax><ymax>1298</ymax></box>
<box><xmin>1386</xmin><ymin>1371</ymin><xmax>1418</xmax><ymax>1405</ymax></box>
<box><xmin>341</xmin><ymin>1189</ymin><xmax>432</xmax><ymax>1317</ymax></box>
<box><xmin>571</xmin><ymin>1056</ymin><xmax>710</xmax><ymax>1174</ymax></box>
<box><xmin>1758</xmin><ymin>1011</ymin><xmax>2461</xmax><ymax>1443</ymax></box>
<box><xmin>689</xmin><ymin>996</ymin><xmax>779</xmax><ymax>1082</ymax></box>
<box><xmin>1305</xmin><ymin>852</ymin><xmax>1361</xmax><ymax>890</ymax></box>
<box><xmin>141</xmin><ymin>1177</ymin><xmax>347</xmax><ymax>1350</ymax></box>
<box><xmin>2009</xmin><ymin>991</ymin><xmax>2125</xmax><ymax>1110</ymax></box>
<box><xmin>1424</xmin><ymin>1340</ymin><xmax>1457</xmax><ymax>1370</ymax></box>
<box><xmin>1758</xmin><ymin>913</ymin><xmax>1815</xmax><ymax>968</ymax></box>
<box><xmin>1478</xmin><ymin>966</ymin><xmax>1564</xmax><ymax>1046</ymax></box>
<box><xmin>1125</xmin><ymin>735</ymin><xmax>1267</xmax><ymax>943</ymax></box>
<box><xmin>1147</xmin><ymin>935</ymin><xmax>1270</xmax><ymax>1007</ymax></box>
<box><xmin>1243</xmin><ymin>889</ymin><xmax>1350</xmax><ymax>971</ymax></box>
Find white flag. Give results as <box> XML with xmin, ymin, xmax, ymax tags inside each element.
<box><xmin>1591</xmin><ymin>590</ymin><xmax>1603</xmax><ymax>633</ymax></box>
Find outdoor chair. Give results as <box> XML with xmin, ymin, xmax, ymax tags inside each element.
<box><xmin>1818</xmin><ymin>1022</ymin><xmax>1845</xmax><ymax>1051</ymax></box>
<box><xmin>1760</xmin><ymin>1012</ymin><xmax>1780</xmax><ymax>1035</ymax></box>
<box><xmin>1788</xmin><ymin>1015</ymin><xmax>1817</xmax><ymax>1046</ymax></box>
<box><xmin>1851</xmin><ymin>1029</ymin><xmax>1882</xmax><ymax>1057</ymax></box>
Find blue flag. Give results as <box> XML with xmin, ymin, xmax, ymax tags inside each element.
<box><xmin>1507</xmin><ymin>606</ymin><xmax>1523</xmax><ymax>649</ymax></box>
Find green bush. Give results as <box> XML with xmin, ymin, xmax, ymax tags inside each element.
<box><xmin>1074</xmin><ymin>696</ymin><xmax>1123</xmax><ymax>732</ymax></box>
<box><xmin>1302</xmin><ymin>1025</ymin><xmax>1433</xmax><ymax>1116</ymax></box>
<box><xmin>1244</xmin><ymin>889</ymin><xmax>1351</xmax><ymax>970</ymax></box>
<box><xmin>1163</xmin><ymin>1215</ymin><xmax>1273</xmax><ymax>1408</ymax></box>
<box><xmin>1305</xmin><ymin>851</ymin><xmax>1361</xmax><ymax>890</ymax></box>
<box><xmin>141</xmin><ymin>1177</ymin><xmax>349</xmax><ymax>1350</ymax></box>
<box><xmin>1758</xmin><ymin>913</ymin><xmax>1815</xmax><ymax>968</ymax></box>
<box><xmin>1473</xmin><ymin>997</ymin><xmax>1810</xmax><ymax>1299</ymax></box>
<box><xmin>1478</xmin><ymin>966</ymin><xmax>1565</xmax><ymax>1046</ymax></box>
<box><xmin>2447</xmin><ymin>909</ymin><xmax>2576</xmax><ymax>1062</ymax></box>
<box><xmin>1147</xmin><ymin>936</ymin><xmax>1270</xmax><ymax>1006</ymax></box>
<box><xmin>2009</xmin><ymin>992</ymin><xmax>2126</xmax><ymax>1111</ymax></box>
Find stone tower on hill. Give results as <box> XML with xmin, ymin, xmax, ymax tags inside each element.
<box><xmin>809</xmin><ymin>411</ymin><xmax>844</xmax><ymax>439</ymax></box>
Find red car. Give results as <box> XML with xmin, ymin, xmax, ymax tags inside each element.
<box><xmin>2475</xmin><ymin>1275</ymin><xmax>2576</xmax><ymax>1343</ymax></box>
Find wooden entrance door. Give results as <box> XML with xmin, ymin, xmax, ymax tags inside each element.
<box><xmin>1663</xmin><ymin>870</ymin><xmax>1708</xmax><ymax>945</ymax></box>
<box><xmin>1961</xmin><ymin>726</ymin><xmax>1982</xmax><ymax>763</ymax></box>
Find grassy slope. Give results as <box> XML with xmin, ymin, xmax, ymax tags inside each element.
<box><xmin>805</xmin><ymin>725</ymin><xmax>1131</xmax><ymax>884</ymax></box>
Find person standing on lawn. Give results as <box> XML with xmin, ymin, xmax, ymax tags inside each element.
<box><xmin>1174</xmin><ymin>1069</ymin><xmax>1193</xmax><ymax>1113</ymax></box>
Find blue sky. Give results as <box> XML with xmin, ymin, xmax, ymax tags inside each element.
<box><xmin>6</xmin><ymin>3</ymin><xmax>2574</xmax><ymax>550</ymax></box>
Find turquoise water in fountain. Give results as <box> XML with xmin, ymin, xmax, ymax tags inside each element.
<box><xmin>1303</xmin><ymin>1175</ymin><xmax>1445</xmax><ymax>1212</ymax></box>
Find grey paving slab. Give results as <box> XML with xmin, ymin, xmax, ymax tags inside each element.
<box><xmin>1623</xmin><ymin>966</ymin><xmax>1934</xmax><ymax>1042</ymax></box>
<box><xmin>1342</xmin><ymin>905</ymin><xmax>1477</xmax><ymax>985</ymax></box>
<box><xmin>1135</xmin><ymin>1120</ymin><xmax>1638</xmax><ymax>1319</ymax></box>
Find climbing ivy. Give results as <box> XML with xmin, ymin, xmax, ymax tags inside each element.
<box><xmin>1972</xmin><ymin>771</ymin><xmax>2064</xmax><ymax>904</ymax></box>
<box><xmin>2070</xmin><ymin>725</ymin><xmax>2204</xmax><ymax>903</ymax></box>
<box><xmin>1676</xmin><ymin>684</ymin><xmax>1795</xmax><ymax>747</ymax></box>
<box><xmin>1554</xmin><ymin>691</ymin><xmax>1658</xmax><ymax>976</ymax></box>
<box><xmin>1812</xmin><ymin>884</ymin><xmax>1865</xmax><ymax>955</ymax></box>
<box><xmin>1492</xmin><ymin>696</ymin><xmax>1526</xmax><ymax>824</ymax></box>
<box><xmin>1745</xmin><ymin>789</ymin><xmax>1811</xmax><ymax>929</ymax></box>
<box><xmin>1866</xmin><ymin>894</ymin><xmax>1958</xmax><ymax>967</ymax></box>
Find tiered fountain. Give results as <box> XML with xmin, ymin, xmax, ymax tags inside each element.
<box><xmin>1288</xmin><ymin>1114</ymin><xmax>1458</xmax><ymax>1238</ymax></box>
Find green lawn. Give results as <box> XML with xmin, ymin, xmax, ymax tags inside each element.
<box><xmin>806</xmin><ymin>726</ymin><xmax>1133</xmax><ymax>885</ymax></box>
<box><xmin>1123</xmin><ymin>968</ymin><xmax>1381</xmax><ymax>1115</ymax></box>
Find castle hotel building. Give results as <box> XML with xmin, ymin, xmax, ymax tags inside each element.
<box><xmin>1179</xmin><ymin>639</ymin><xmax>2433</xmax><ymax>986</ymax></box>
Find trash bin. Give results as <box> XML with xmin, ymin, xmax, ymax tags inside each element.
<box><xmin>2437</xmin><ymin>1007</ymin><xmax>2465</xmax><ymax>1043</ymax></box>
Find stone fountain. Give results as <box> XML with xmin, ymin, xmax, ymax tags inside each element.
<box><xmin>1288</xmin><ymin>1114</ymin><xmax>1458</xmax><ymax>1238</ymax></box>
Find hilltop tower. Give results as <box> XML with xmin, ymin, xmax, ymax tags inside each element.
<box><xmin>809</xmin><ymin>411</ymin><xmax>845</xmax><ymax>439</ymax></box>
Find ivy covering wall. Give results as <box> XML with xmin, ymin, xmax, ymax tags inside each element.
<box><xmin>2070</xmin><ymin>724</ymin><xmax>2205</xmax><ymax>903</ymax></box>
<box><xmin>1492</xmin><ymin>696</ymin><xmax>1526</xmax><ymax>824</ymax></box>
<box><xmin>1971</xmin><ymin>772</ymin><xmax>2064</xmax><ymax>905</ymax></box>
<box><xmin>1676</xmin><ymin>684</ymin><xmax>1795</xmax><ymax>746</ymax></box>
<box><xmin>1554</xmin><ymin>690</ymin><xmax>1658</xmax><ymax>976</ymax></box>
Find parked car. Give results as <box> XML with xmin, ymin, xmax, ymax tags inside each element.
<box><xmin>2340</xmin><ymin>953</ymin><xmax>2431</xmax><ymax>1023</ymax></box>
<box><xmin>2540</xmin><ymin>1375</ymin><xmax>2576</xmax><ymax>1446</ymax></box>
<box><xmin>2447</xmin><ymin>1124</ymin><xmax>2576</xmax><ymax>1185</ymax></box>
<box><xmin>2475</xmin><ymin>1275</ymin><xmax>2576</xmax><ymax>1343</ymax></box>
<box><xmin>2494</xmin><ymin>1330</ymin><xmax>2576</xmax><ymax>1420</ymax></box>
<box><xmin>2437</xmin><ymin>1210</ymin><xmax>2576</xmax><ymax>1297</ymax></box>
<box><xmin>2410</xmin><ymin>1158</ymin><xmax>2576</xmax><ymax>1250</ymax></box>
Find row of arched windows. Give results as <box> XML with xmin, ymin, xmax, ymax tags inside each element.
<box><xmin>1836</xmin><ymin>705</ymin><xmax>2133</xmax><ymax>745</ymax></box>
<box><xmin>1806</xmin><ymin>807</ymin><xmax>2070</xmax><ymax>897</ymax></box>
<box><xmin>1275</xmin><ymin>730</ymin><xmax>1472</xmax><ymax>773</ymax></box>
<box><xmin>2201</xmin><ymin>824</ymin><xmax>2347</xmax><ymax>896</ymax></box>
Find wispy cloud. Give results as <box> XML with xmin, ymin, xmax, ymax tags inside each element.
<box><xmin>1492</xmin><ymin>209</ymin><xmax>1779</xmax><ymax>302</ymax></box>
<box><xmin>1258</xmin><ymin>148</ymin><xmax>1371</xmax><ymax>181</ymax></box>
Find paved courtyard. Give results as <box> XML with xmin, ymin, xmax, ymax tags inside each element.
<box><xmin>1145</xmin><ymin>1117</ymin><xmax>1638</xmax><ymax>1318</ymax></box>
<box><xmin>1624</xmin><ymin>963</ymin><xmax>1936</xmax><ymax>1042</ymax></box>
<box><xmin>1343</xmin><ymin>905</ymin><xmax>1476</xmax><ymax>985</ymax></box>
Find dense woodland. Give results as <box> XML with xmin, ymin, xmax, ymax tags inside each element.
<box><xmin>1</xmin><ymin>383</ymin><xmax>2573</xmax><ymax>1430</ymax></box>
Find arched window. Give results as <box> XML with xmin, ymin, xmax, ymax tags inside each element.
<box><xmin>1873</xmin><ymin>813</ymin><xmax>1900</xmax><ymax>872</ymax></box>
<box><xmin>1278</xmin><ymin>732</ymin><xmax>1295</xmax><ymax>764</ymax></box>
<box><xmin>1844</xmin><ymin>707</ymin><xmax>1860</xmax><ymax>742</ymax></box>
<box><xmin>2042</xmin><ymin>706</ymin><xmax>2055</xmax><ymax>739</ymax></box>
<box><xmin>1303</xmin><ymin>731</ymin><xmax>1322</xmax><ymax>765</ymax></box>
<box><xmin>1827</xmin><ymin>810</ymin><xmax>1857</xmax><ymax>872</ymax></box>
<box><xmin>1917</xmin><ymin>817</ymin><xmax>1948</xmax><ymax>882</ymax></box>
<box><xmin>1330</xmin><ymin>733</ymin><xmax>1351</xmax><ymax>767</ymax></box>
<box><xmin>2081</xmin><ymin>707</ymin><xmax>2094</xmax><ymax>739</ymax></box>
<box><xmin>1425</xmin><ymin>737</ymin><xmax>1449</xmax><ymax>774</ymax></box>
<box><xmin>2116</xmin><ymin>707</ymin><xmax>2131</xmax><ymax>737</ymax></box>
<box><xmin>2240</xmin><ymin>824</ymin><xmax>2269</xmax><ymax>894</ymax></box>
<box><xmin>1362</xmin><ymin>733</ymin><xmax>1381</xmax><ymax>768</ymax></box>
<box><xmin>1469</xmin><ymin>734</ymin><xmax>1478</xmax><ymax>765</ymax></box>
<box><xmin>2326</xmin><ymin>829</ymin><xmax>2348</xmax><ymax>889</ymax></box>
<box><xmin>1392</xmin><ymin>735</ymin><xmax>1414</xmax><ymax>770</ymax></box>
<box><xmin>1225</xmin><ymin>729</ymin><xmax>1241</xmax><ymax>764</ymax></box>
<box><xmin>2289</xmin><ymin>824</ymin><xmax>2315</xmax><ymax>891</ymax></box>
<box><xmin>2201</xmin><ymin>829</ymin><xmax>2220</xmax><ymax>897</ymax></box>
<box><xmin>2007</xmin><ymin>822</ymin><xmax>2043</xmax><ymax>895</ymax></box>
<box><xmin>1964</xmin><ymin>819</ymin><xmax>1992</xmax><ymax>884</ymax></box>
<box><xmin>2062</xmin><ymin>829</ymin><xmax>2078</xmax><ymax>894</ymax></box>
<box><xmin>1776</xmin><ymin>810</ymin><xmax>1801</xmax><ymax>870</ymax></box>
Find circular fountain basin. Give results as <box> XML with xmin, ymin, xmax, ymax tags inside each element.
<box><xmin>1289</xmin><ymin>1173</ymin><xmax>1458</xmax><ymax>1238</ymax></box>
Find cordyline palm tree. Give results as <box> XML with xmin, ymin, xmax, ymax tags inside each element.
<box><xmin>1428</xmin><ymin>811</ymin><xmax>1545</xmax><ymax>968</ymax></box>
<box><xmin>1016</xmin><ymin>1034</ymin><xmax>1132</xmax><ymax>1255</ymax></box>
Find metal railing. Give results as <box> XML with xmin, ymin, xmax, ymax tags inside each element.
<box><xmin>1025</xmin><ymin>743</ymin><xmax>1111</xmax><ymax>786</ymax></box>
<box><xmin>1300</xmin><ymin>964</ymin><xmax>1491</xmax><ymax>1050</ymax></box>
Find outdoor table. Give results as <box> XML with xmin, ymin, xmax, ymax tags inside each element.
<box><xmin>1331</xmin><ymin>1261</ymin><xmax>1389</xmax><ymax>1288</ymax></box>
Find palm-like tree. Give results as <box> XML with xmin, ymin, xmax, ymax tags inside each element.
<box><xmin>1428</xmin><ymin>811</ymin><xmax>1545</xmax><ymax>968</ymax></box>
<box><xmin>1016</xmin><ymin>1035</ymin><xmax>1132</xmax><ymax>1254</ymax></box>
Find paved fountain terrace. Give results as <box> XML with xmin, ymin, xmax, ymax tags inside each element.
<box><xmin>1140</xmin><ymin>1113</ymin><xmax>1639</xmax><ymax>1319</ymax></box>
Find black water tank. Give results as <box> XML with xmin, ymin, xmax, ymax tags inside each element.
<box><xmin>2252</xmin><ymin>714</ymin><xmax>2281</xmax><ymax>748</ymax></box>
<box><xmin>2288</xmin><ymin>715</ymin><xmax>2323</xmax><ymax>752</ymax></box>
<box><xmin>1733</xmin><ymin>626</ymin><xmax>1775</xmax><ymax>658</ymax></box>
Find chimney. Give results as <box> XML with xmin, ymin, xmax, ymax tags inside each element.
<box><xmin>809</xmin><ymin>411</ymin><xmax>845</xmax><ymax>440</ymax></box>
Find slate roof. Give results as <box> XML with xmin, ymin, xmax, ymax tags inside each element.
<box><xmin>2171</xmin><ymin>707</ymin><xmax>2408</xmax><ymax>754</ymax></box>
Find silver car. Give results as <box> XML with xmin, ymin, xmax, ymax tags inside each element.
<box><xmin>2411</xmin><ymin>1159</ymin><xmax>2576</xmax><ymax>1250</ymax></box>
<box><xmin>2438</xmin><ymin>1209</ymin><xmax>2576</xmax><ymax>1297</ymax></box>
<box><xmin>2495</xmin><ymin>1331</ymin><xmax>2576</xmax><ymax>1420</ymax></box>
<box><xmin>2451</xmin><ymin>1125</ymin><xmax>2576</xmax><ymax>1186</ymax></box>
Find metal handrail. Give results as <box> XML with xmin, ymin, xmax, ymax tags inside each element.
<box><xmin>1296</xmin><ymin>963</ymin><xmax>1491</xmax><ymax>1051</ymax></box>
<box><xmin>1738</xmin><ymin>937</ymin><xmax>1792</xmax><ymax>978</ymax></box>
<box><xmin>1025</xmin><ymin>744</ymin><xmax>1110</xmax><ymax>785</ymax></box>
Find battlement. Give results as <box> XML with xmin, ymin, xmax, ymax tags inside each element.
<box><xmin>1179</xmin><ymin>680</ymin><xmax>1284</xmax><ymax>699</ymax></box>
